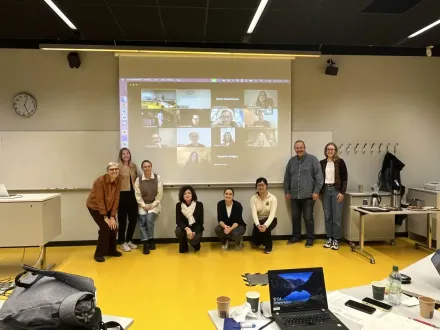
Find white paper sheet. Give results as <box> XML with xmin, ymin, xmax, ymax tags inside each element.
<box><xmin>327</xmin><ymin>291</ymin><xmax>384</xmax><ymax>326</ymax></box>
<box><xmin>362</xmin><ymin>312</ymin><xmax>432</xmax><ymax>329</ymax></box>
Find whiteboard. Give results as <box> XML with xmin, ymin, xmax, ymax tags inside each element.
<box><xmin>0</xmin><ymin>131</ymin><xmax>119</xmax><ymax>189</ymax></box>
<box><xmin>291</xmin><ymin>131</ymin><xmax>333</xmax><ymax>161</ymax></box>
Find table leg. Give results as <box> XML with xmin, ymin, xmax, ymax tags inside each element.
<box><xmin>36</xmin><ymin>245</ymin><xmax>55</xmax><ymax>270</ymax></box>
<box><xmin>414</xmin><ymin>213</ymin><xmax>435</xmax><ymax>251</ymax></box>
<box><xmin>351</xmin><ymin>213</ymin><xmax>376</xmax><ymax>264</ymax></box>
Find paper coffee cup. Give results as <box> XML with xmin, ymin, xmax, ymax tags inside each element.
<box><xmin>217</xmin><ymin>296</ymin><xmax>231</xmax><ymax>319</ymax></box>
<box><xmin>371</xmin><ymin>281</ymin><xmax>386</xmax><ymax>301</ymax></box>
<box><xmin>246</xmin><ymin>291</ymin><xmax>260</xmax><ymax>313</ymax></box>
<box><xmin>419</xmin><ymin>296</ymin><xmax>435</xmax><ymax>319</ymax></box>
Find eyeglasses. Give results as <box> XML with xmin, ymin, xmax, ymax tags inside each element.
<box><xmin>108</xmin><ymin>168</ymin><xmax>119</xmax><ymax>171</ymax></box>
<box><xmin>327</xmin><ymin>148</ymin><xmax>335</xmax><ymax>151</ymax></box>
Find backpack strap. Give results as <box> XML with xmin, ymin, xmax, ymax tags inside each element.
<box><xmin>101</xmin><ymin>321</ymin><xmax>124</xmax><ymax>329</ymax></box>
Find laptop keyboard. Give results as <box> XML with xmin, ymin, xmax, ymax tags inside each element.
<box><xmin>280</xmin><ymin>313</ymin><xmax>335</xmax><ymax>326</ymax></box>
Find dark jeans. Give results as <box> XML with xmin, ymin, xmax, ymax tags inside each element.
<box><xmin>291</xmin><ymin>198</ymin><xmax>315</xmax><ymax>240</ymax></box>
<box><xmin>322</xmin><ymin>186</ymin><xmax>343</xmax><ymax>240</ymax></box>
<box><xmin>251</xmin><ymin>218</ymin><xmax>278</xmax><ymax>251</ymax></box>
<box><xmin>117</xmin><ymin>191</ymin><xmax>138</xmax><ymax>243</ymax></box>
<box><xmin>88</xmin><ymin>208</ymin><xmax>117</xmax><ymax>257</ymax></box>
<box><xmin>175</xmin><ymin>227</ymin><xmax>203</xmax><ymax>251</ymax></box>
<box><xmin>139</xmin><ymin>212</ymin><xmax>158</xmax><ymax>241</ymax></box>
<box><xmin>214</xmin><ymin>225</ymin><xmax>246</xmax><ymax>244</ymax></box>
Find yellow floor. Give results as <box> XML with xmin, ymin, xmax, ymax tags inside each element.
<box><xmin>0</xmin><ymin>238</ymin><xmax>430</xmax><ymax>329</ymax></box>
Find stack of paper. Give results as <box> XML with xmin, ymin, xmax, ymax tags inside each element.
<box><xmin>362</xmin><ymin>312</ymin><xmax>432</xmax><ymax>329</ymax></box>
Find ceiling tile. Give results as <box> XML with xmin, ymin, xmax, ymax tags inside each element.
<box><xmin>206</xmin><ymin>9</ymin><xmax>254</xmax><ymax>42</ymax></box>
<box><xmin>160</xmin><ymin>7</ymin><xmax>205</xmax><ymax>41</ymax></box>
<box><xmin>158</xmin><ymin>0</ymin><xmax>206</xmax><ymax>7</ymax></box>
<box><xmin>209</xmin><ymin>0</ymin><xmax>259</xmax><ymax>10</ymax></box>
<box><xmin>55</xmin><ymin>0</ymin><xmax>104</xmax><ymax>6</ymax></box>
<box><xmin>269</xmin><ymin>0</ymin><xmax>322</xmax><ymax>11</ymax></box>
<box><xmin>362</xmin><ymin>0</ymin><xmax>423</xmax><ymax>14</ymax></box>
<box><xmin>107</xmin><ymin>0</ymin><xmax>156</xmax><ymax>5</ymax></box>
<box><xmin>113</xmin><ymin>6</ymin><xmax>163</xmax><ymax>40</ymax></box>
<box><xmin>0</xmin><ymin>3</ymin><xmax>72</xmax><ymax>39</ymax></box>
<box><xmin>60</xmin><ymin>5</ymin><xmax>125</xmax><ymax>39</ymax></box>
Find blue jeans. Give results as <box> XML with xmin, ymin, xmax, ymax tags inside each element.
<box><xmin>322</xmin><ymin>186</ymin><xmax>343</xmax><ymax>240</ymax></box>
<box><xmin>138</xmin><ymin>213</ymin><xmax>158</xmax><ymax>241</ymax></box>
<box><xmin>291</xmin><ymin>198</ymin><xmax>315</xmax><ymax>240</ymax></box>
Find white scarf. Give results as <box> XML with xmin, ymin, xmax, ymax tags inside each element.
<box><xmin>181</xmin><ymin>201</ymin><xmax>196</xmax><ymax>226</ymax></box>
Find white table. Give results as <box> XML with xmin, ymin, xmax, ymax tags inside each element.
<box><xmin>209</xmin><ymin>254</ymin><xmax>440</xmax><ymax>329</ymax></box>
<box><xmin>351</xmin><ymin>207</ymin><xmax>439</xmax><ymax>264</ymax></box>
<box><xmin>208</xmin><ymin>286</ymin><xmax>440</xmax><ymax>330</ymax></box>
<box><xmin>0</xmin><ymin>300</ymin><xmax>133</xmax><ymax>329</ymax></box>
<box><xmin>0</xmin><ymin>194</ymin><xmax>61</xmax><ymax>269</ymax></box>
<box><xmin>397</xmin><ymin>252</ymin><xmax>440</xmax><ymax>304</ymax></box>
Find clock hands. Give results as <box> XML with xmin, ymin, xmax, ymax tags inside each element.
<box><xmin>23</xmin><ymin>96</ymin><xmax>30</xmax><ymax>115</ymax></box>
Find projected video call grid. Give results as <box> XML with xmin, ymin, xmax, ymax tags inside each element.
<box><xmin>124</xmin><ymin>83</ymin><xmax>282</xmax><ymax>168</ymax></box>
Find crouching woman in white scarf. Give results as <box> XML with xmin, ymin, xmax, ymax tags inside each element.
<box><xmin>175</xmin><ymin>185</ymin><xmax>204</xmax><ymax>253</ymax></box>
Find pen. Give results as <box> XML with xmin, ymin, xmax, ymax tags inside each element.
<box><xmin>240</xmin><ymin>323</ymin><xmax>256</xmax><ymax>328</ymax></box>
<box><xmin>410</xmin><ymin>317</ymin><xmax>440</xmax><ymax>329</ymax></box>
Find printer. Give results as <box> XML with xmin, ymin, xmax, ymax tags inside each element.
<box><xmin>424</xmin><ymin>182</ymin><xmax>440</xmax><ymax>191</ymax></box>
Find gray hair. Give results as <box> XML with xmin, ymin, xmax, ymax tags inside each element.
<box><xmin>106</xmin><ymin>162</ymin><xmax>119</xmax><ymax>171</ymax></box>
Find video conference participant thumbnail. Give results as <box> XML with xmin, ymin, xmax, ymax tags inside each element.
<box><xmin>144</xmin><ymin>128</ymin><xmax>177</xmax><ymax>148</ymax></box>
<box><xmin>211</xmin><ymin>89</ymin><xmax>243</xmax><ymax>109</ymax></box>
<box><xmin>211</xmin><ymin>128</ymin><xmax>246</xmax><ymax>147</ymax></box>
<box><xmin>142</xmin><ymin>110</ymin><xmax>176</xmax><ymax>128</ymax></box>
<box><xmin>244</xmin><ymin>90</ymin><xmax>277</xmax><ymax>109</ymax></box>
<box><xmin>176</xmin><ymin>89</ymin><xmax>211</xmax><ymax>109</ymax></box>
<box><xmin>177</xmin><ymin>109</ymin><xmax>211</xmax><ymax>128</ymax></box>
<box><xmin>141</xmin><ymin>89</ymin><xmax>177</xmax><ymax>109</ymax></box>
<box><xmin>176</xmin><ymin>128</ymin><xmax>211</xmax><ymax>148</ymax></box>
<box><xmin>246</xmin><ymin>129</ymin><xmax>277</xmax><ymax>147</ymax></box>
<box><xmin>243</xmin><ymin>108</ymin><xmax>278</xmax><ymax>128</ymax></box>
<box><xmin>177</xmin><ymin>147</ymin><xmax>211</xmax><ymax>168</ymax></box>
<box><xmin>211</xmin><ymin>108</ymin><xmax>244</xmax><ymax>128</ymax></box>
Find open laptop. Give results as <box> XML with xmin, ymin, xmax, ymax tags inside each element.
<box><xmin>431</xmin><ymin>250</ymin><xmax>440</xmax><ymax>275</ymax></box>
<box><xmin>268</xmin><ymin>267</ymin><xmax>348</xmax><ymax>330</ymax></box>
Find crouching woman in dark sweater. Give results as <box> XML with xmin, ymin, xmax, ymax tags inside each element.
<box><xmin>175</xmin><ymin>185</ymin><xmax>204</xmax><ymax>253</ymax></box>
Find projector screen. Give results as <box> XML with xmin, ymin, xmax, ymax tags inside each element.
<box><xmin>119</xmin><ymin>57</ymin><xmax>291</xmax><ymax>184</ymax></box>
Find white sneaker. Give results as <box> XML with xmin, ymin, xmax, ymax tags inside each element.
<box><xmin>127</xmin><ymin>241</ymin><xmax>138</xmax><ymax>249</ymax></box>
<box><xmin>323</xmin><ymin>238</ymin><xmax>333</xmax><ymax>248</ymax></box>
<box><xmin>331</xmin><ymin>239</ymin><xmax>340</xmax><ymax>250</ymax></box>
<box><xmin>221</xmin><ymin>241</ymin><xmax>228</xmax><ymax>251</ymax></box>
<box><xmin>120</xmin><ymin>242</ymin><xmax>131</xmax><ymax>252</ymax></box>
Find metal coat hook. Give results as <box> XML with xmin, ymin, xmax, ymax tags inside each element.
<box><xmin>378</xmin><ymin>143</ymin><xmax>383</xmax><ymax>153</ymax></box>
<box><xmin>346</xmin><ymin>143</ymin><xmax>351</xmax><ymax>155</ymax></box>
<box><xmin>370</xmin><ymin>143</ymin><xmax>375</xmax><ymax>154</ymax></box>
<box><xmin>362</xmin><ymin>143</ymin><xmax>367</xmax><ymax>154</ymax></box>
<box><xmin>394</xmin><ymin>143</ymin><xmax>399</xmax><ymax>154</ymax></box>
<box><xmin>387</xmin><ymin>143</ymin><xmax>391</xmax><ymax>153</ymax></box>
<box><xmin>354</xmin><ymin>143</ymin><xmax>359</xmax><ymax>154</ymax></box>
<box><xmin>339</xmin><ymin>143</ymin><xmax>343</xmax><ymax>155</ymax></box>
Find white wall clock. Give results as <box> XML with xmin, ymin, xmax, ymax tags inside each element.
<box><xmin>13</xmin><ymin>93</ymin><xmax>37</xmax><ymax>117</ymax></box>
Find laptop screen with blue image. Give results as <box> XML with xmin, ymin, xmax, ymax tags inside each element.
<box><xmin>268</xmin><ymin>268</ymin><xmax>328</xmax><ymax>312</ymax></box>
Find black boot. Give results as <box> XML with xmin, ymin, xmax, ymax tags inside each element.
<box><xmin>148</xmin><ymin>239</ymin><xmax>156</xmax><ymax>250</ymax></box>
<box><xmin>179</xmin><ymin>241</ymin><xmax>189</xmax><ymax>253</ymax></box>
<box><xmin>143</xmin><ymin>241</ymin><xmax>150</xmax><ymax>255</ymax></box>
